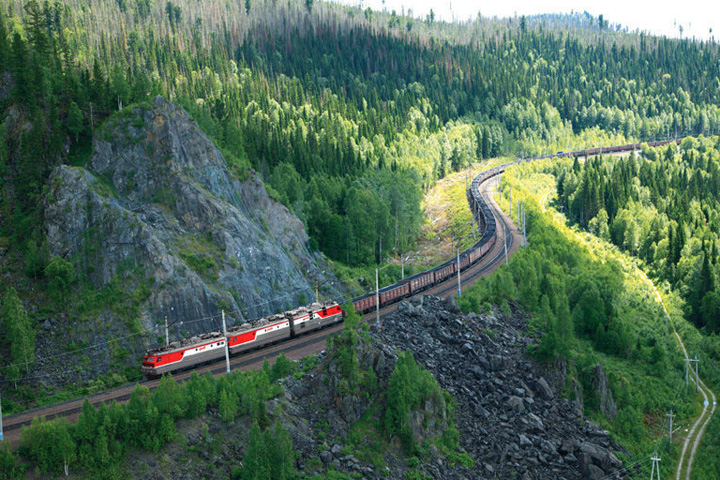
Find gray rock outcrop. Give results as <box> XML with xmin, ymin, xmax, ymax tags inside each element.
<box><xmin>592</xmin><ymin>363</ymin><xmax>618</xmax><ymax>419</ymax></box>
<box><xmin>44</xmin><ymin>96</ymin><xmax>339</xmax><ymax>338</ymax></box>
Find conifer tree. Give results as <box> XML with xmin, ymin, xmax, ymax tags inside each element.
<box><xmin>241</xmin><ymin>421</ymin><xmax>270</xmax><ymax>480</ymax></box>
<box><xmin>0</xmin><ymin>287</ymin><xmax>36</xmax><ymax>371</ymax></box>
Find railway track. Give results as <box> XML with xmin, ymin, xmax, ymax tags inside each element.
<box><xmin>2</xmin><ymin>139</ymin><xmax>689</xmax><ymax>453</ymax></box>
<box><xmin>1</xmin><ymin>163</ymin><xmax>520</xmax><ymax>443</ymax></box>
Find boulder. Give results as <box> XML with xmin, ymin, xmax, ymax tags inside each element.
<box><xmin>536</xmin><ymin>377</ymin><xmax>554</xmax><ymax>400</ymax></box>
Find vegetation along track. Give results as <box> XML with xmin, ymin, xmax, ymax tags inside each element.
<box><xmin>1</xmin><ymin>159</ymin><xmax>517</xmax><ymax>443</ymax></box>
<box><xmin>1</xmin><ymin>139</ymin><xmax>686</xmax><ymax>449</ymax></box>
<box><xmin>543</xmin><ymin>160</ymin><xmax>715</xmax><ymax>479</ymax></box>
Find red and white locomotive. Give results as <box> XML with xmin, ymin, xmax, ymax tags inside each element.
<box><xmin>142</xmin><ymin>302</ymin><xmax>343</xmax><ymax>377</ymax></box>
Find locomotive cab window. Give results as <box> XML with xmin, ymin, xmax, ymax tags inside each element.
<box><xmin>156</xmin><ymin>357</ymin><xmax>162</xmax><ymax>363</ymax></box>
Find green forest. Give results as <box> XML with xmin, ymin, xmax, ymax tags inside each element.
<box><xmin>2</xmin><ymin>0</ymin><xmax>720</xmax><ymax>271</ymax></box>
<box><xmin>556</xmin><ymin>138</ymin><xmax>720</xmax><ymax>332</ymax></box>
<box><xmin>2</xmin><ymin>0</ymin><xmax>720</xmax><ymax>477</ymax></box>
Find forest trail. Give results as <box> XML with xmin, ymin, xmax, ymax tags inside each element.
<box><xmin>635</xmin><ymin>269</ymin><xmax>716</xmax><ymax>480</ymax></box>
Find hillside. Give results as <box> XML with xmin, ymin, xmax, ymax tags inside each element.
<box><xmin>1</xmin><ymin>96</ymin><xmax>340</xmax><ymax>404</ymax></box>
<box><xmin>1</xmin><ymin>0</ymin><xmax>720</xmax><ymax>477</ymax></box>
<box><xmin>10</xmin><ymin>296</ymin><xmax>626</xmax><ymax>479</ymax></box>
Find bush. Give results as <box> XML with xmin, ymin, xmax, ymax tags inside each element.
<box><xmin>383</xmin><ymin>350</ymin><xmax>447</xmax><ymax>453</ymax></box>
<box><xmin>0</xmin><ymin>443</ymin><xmax>24</xmax><ymax>480</ymax></box>
<box><xmin>45</xmin><ymin>256</ymin><xmax>75</xmax><ymax>304</ymax></box>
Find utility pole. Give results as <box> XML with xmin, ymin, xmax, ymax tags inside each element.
<box><xmin>457</xmin><ymin>248</ymin><xmax>462</xmax><ymax>297</ymax></box>
<box><xmin>666</xmin><ymin>410</ymin><xmax>676</xmax><ymax>441</ymax></box>
<box><xmin>650</xmin><ymin>453</ymin><xmax>661</xmax><ymax>480</ymax></box>
<box><xmin>165</xmin><ymin>315</ymin><xmax>169</xmax><ymax>346</ymax></box>
<box><xmin>504</xmin><ymin>235</ymin><xmax>509</xmax><ymax>265</ymax></box>
<box><xmin>315</xmin><ymin>278</ymin><xmax>319</xmax><ymax>303</ymax></box>
<box><xmin>222</xmin><ymin>310</ymin><xmax>230</xmax><ymax>375</ymax></box>
<box><xmin>523</xmin><ymin>201</ymin><xmax>527</xmax><ymax>248</ymax></box>
<box><xmin>0</xmin><ymin>391</ymin><xmax>4</xmax><ymax>441</ymax></box>
<box><xmin>401</xmin><ymin>255</ymin><xmax>404</xmax><ymax>279</ymax></box>
<box><xmin>685</xmin><ymin>357</ymin><xmax>699</xmax><ymax>389</ymax></box>
<box><xmin>375</xmin><ymin>268</ymin><xmax>380</xmax><ymax>328</ymax></box>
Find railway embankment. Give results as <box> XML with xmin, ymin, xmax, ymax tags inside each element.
<box><xmin>121</xmin><ymin>295</ymin><xmax>626</xmax><ymax>479</ymax></box>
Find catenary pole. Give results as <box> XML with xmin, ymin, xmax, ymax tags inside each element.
<box><xmin>376</xmin><ymin>268</ymin><xmax>380</xmax><ymax>328</ymax></box>
<box><xmin>650</xmin><ymin>453</ymin><xmax>661</xmax><ymax>480</ymax></box>
<box><xmin>523</xmin><ymin>201</ymin><xmax>527</xmax><ymax>248</ymax></box>
<box><xmin>222</xmin><ymin>310</ymin><xmax>230</xmax><ymax>375</ymax></box>
<box><xmin>457</xmin><ymin>247</ymin><xmax>461</xmax><ymax>297</ymax></box>
<box><xmin>504</xmin><ymin>234</ymin><xmax>509</xmax><ymax>265</ymax></box>
<box><xmin>666</xmin><ymin>410</ymin><xmax>675</xmax><ymax>441</ymax></box>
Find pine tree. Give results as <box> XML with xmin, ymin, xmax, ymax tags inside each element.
<box><xmin>268</xmin><ymin>422</ymin><xmax>295</xmax><ymax>479</ymax></box>
<box><xmin>0</xmin><ymin>287</ymin><xmax>36</xmax><ymax>372</ymax></box>
<box><xmin>241</xmin><ymin>421</ymin><xmax>270</xmax><ymax>480</ymax></box>
<box><xmin>219</xmin><ymin>388</ymin><xmax>238</xmax><ymax>423</ymax></box>
<box><xmin>66</xmin><ymin>102</ymin><xmax>84</xmax><ymax>142</ymax></box>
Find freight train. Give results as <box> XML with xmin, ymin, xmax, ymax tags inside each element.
<box><xmin>141</xmin><ymin>138</ymin><xmax>681</xmax><ymax>378</ymax></box>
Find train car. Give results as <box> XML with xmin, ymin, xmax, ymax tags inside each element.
<box><xmin>226</xmin><ymin>312</ymin><xmax>292</xmax><ymax>356</ymax></box>
<box><xmin>433</xmin><ymin>262</ymin><xmax>456</xmax><ymax>284</ymax></box>
<box><xmin>400</xmin><ymin>270</ymin><xmax>436</xmax><ymax>295</ymax></box>
<box><xmin>353</xmin><ymin>292</ymin><xmax>377</xmax><ymax>315</ymax></box>
<box><xmin>459</xmin><ymin>253</ymin><xmax>471</xmax><ymax>271</ymax></box>
<box><xmin>379</xmin><ymin>283</ymin><xmax>410</xmax><ymax>305</ymax></box>
<box><xmin>291</xmin><ymin>302</ymin><xmax>344</xmax><ymax>334</ymax></box>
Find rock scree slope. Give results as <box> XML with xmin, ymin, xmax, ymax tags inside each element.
<box><xmin>125</xmin><ymin>295</ymin><xmax>628</xmax><ymax>480</ymax></box>
<box><xmin>367</xmin><ymin>295</ymin><xmax>627</xmax><ymax>479</ymax></box>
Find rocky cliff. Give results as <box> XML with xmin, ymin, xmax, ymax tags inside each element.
<box><xmin>44</xmin><ymin>96</ymin><xmax>339</xmax><ymax>339</ymax></box>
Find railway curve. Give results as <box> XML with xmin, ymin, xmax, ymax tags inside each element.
<box><xmin>1</xmin><ymin>138</ymin><xmax>686</xmax><ymax>445</ymax></box>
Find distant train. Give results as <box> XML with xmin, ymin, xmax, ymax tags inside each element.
<box><xmin>142</xmin><ymin>138</ymin><xmax>682</xmax><ymax>378</ymax></box>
